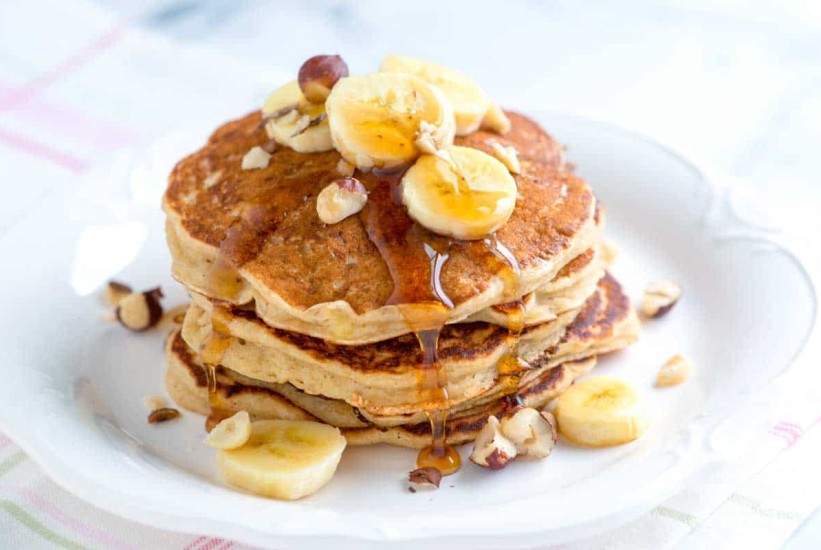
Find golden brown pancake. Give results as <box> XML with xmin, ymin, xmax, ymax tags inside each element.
<box><xmin>163</xmin><ymin>111</ymin><xmax>600</xmax><ymax>344</ymax></box>
<box><xmin>168</xmin><ymin>272</ymin><xmax>638</xmax><ymax>441</ymax></box>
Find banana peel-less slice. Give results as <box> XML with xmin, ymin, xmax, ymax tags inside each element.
<box><xmin>262</xmin><ymin>81</ymin><xmax>333</xmax><ymax>153</ymax></box>
<box><xmin>554</xmin><ymin>376</ymin><xmax>649</xmax><ymax>447</ymax></box>
<box><xmin>218</xmin><ymin>420</ymin><xmax>347</xmax><ymax>500</ymax></box>
<box><xmin>401</xmin><ymin>146</ymin><xmax>517</xmax><ymax>240</ymax></box>
<box><xmin>325</xmin><ymin>72</ymin><xmax>455</xmax><ymax>170</ymax></box>
<box><xmin>380</xmin><ymin>55</ymin><xmax>490</xmax><ymax>136</ymax></box>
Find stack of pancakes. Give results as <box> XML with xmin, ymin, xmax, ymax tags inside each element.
<box><xmin>162</xmin><ymin>110</ymin><xmax>639</xmax><ymax>448</ymax></box>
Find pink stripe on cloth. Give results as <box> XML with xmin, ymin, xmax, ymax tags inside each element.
<box><xmin>0</xmin><ymin>438</ymin><xmax>11</xmax><ymax>454</ymax></box>
<box><xmin>7</xmin><ymin>94</ymin><xmax>139</xmax><ymax>149</ymax></box>
<box><xmin>0</xmin><ymin>126</ymin><xmax>88</xmax><ymax>173</ymax></box>
<box><xmin>769</xmin><ymin>426</ymin><xmax>800</xmax><ymax>447</ymax></box>
<box><xmin>0</xmin><ymin>26</ymin><xmax>125</xmax><ymax>112</ymax></box>
<box><xmin>4</xmin><ymin>488</ymin><xmax>137</xmax><ymax>550</ymax></box>
<box><xmin>199</xmin><ymin>537</ymin><xmax>228</xmax><ymax>550</ymax></box>
<box><xmin>183</xmin><ymin>535</ymin><xmax>207</xmax><ymax>550</ymax></box>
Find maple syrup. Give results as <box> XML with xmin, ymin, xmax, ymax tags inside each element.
<box><xmin>362</xmin><ymin>169</ymin><xmax>529</xmax><ymax>475</ymax></box>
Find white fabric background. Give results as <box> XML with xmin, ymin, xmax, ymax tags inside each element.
<box><xmin>0</xmin><ymin>0</ymin><xmax>819</xmax><ymax>547</ymax></box>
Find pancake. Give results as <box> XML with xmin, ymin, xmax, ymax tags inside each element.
<box><xmin>163</xmin><ymin>110</ymin><xmax>600</xmax><ymax>344</ymax></box>
<box><xmin>166</xmin><ymin>335</ymin><xmax>596</xmax><ymax>447</ymax></box>
<box><xmin>170</xmin><ymin>273</ymin><xmax>638</xmax><ymax>428</ymax></box>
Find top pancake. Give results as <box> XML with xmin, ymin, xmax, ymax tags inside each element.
<box><xmin>164</xmin><ymin>110</ymin><xmax>599</xmax><ymax>344</ymax></box>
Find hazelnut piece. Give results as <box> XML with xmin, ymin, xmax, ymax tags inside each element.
<box><xmin>641</xmin><ymin>280</ymin><xmax>682</xmax><ymax>318</ymax></box>
<box><xmin>482</xmin><ymin>103</ymin><xmax>511</xmax><ymax>134</ymax></box>
<box><xmin>241</xmin><ymin>146</ymin><xmax>271</xmax><ymax>170</ymax></box>
<box><xmin>656</xmin><ymin>354</ymin><xmax>693</xmax><ymax>387</ymax></box>
<box><xmin>335</xmin><ymin>158</ymin><xmax>356</xmax><ymax>177</ymax></box>
<box><xmin>316</xmin><ymin>177</ymin><xmax>368</xmax><ymax>224</ymax></box>
<box><xmin>203</xmin><ymin>411</ymin><xmax>252</xmax><ymax>450</ymax></box>
<box><xmin>500</xmin><ymin>407</ymin><xmax>557</xmax><ymax>459</ymax></box>
<box><xmin>408</xmin><ymin>467</ymin><xmax>442</xmax><ymax>491</ymax></box>
<box><xmin>298</xmin><ymin>54</ymin><xmax>349</xmax><ymax>103</ymax></box>
<box><xmin>147</xmin><ymin>407</ymin><xmax>181</xmax><ymax>424</ymax></box>
<box><xmin>489</xmin><ymin>141</ymin><xmax>521</xmax><ymax>174</ymax></box>
<box><xmin>116</xmin><ymin>288</ymin><xmax>164</xmax><ymax>332</ymax></box>
<box><xmin>469</xmin><ymin>416</ymin><xmax>518</xmax><ymax>469</ymax></box>
<box><xmin>105</xmin><ymin>280</ymin><xmax>132</xmax><ymax>306</ymax></box>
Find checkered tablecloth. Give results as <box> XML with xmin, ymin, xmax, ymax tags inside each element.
<box><xmin>1</xmin><ymin>1</ymin><xmax>819</xmax><ymax>548</ymax></box>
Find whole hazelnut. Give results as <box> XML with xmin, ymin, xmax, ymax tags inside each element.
<box><xmin>298</xmin><ymin>55</ymin><xmax>349</xmax><ymax>103</ymax></box>
<box><xmin>116</xmin><ymin>288</ymin><xmax>164</xmax><ymax>332</ymax></box>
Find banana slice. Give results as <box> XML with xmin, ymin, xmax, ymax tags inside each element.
<box><xmin>401</xmin><ymin>146</ymin><xmax>517</xmax><ymax>239</ymax></box>
<box><xmin>553</xmin><ymin>376</ymin><xmax>649</xmax><ymax>447</ymax></box>
<box><xmin>262</xmin><ymin>81</ymin><xmax>334</xmax><ymax>153</ymax></box>
<box><xmin>217</xmin><ymin>420</ymin><xmax>347</xmax><ymax>500</ymax></box>
<box><xmin>380</xmin><ymin>55</ymin><xmax>490</xmax><ymax>136</ymax></box>
<box><xmin>325</xmin><ymin>72</ymin><xmax>455</xmax><ymax>170</ymax></box>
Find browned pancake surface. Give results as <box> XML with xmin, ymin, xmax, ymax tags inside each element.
<box><xmin>165</xmin><ymin>111</ymin><xmax>594</xmax><ymax>313</ymax></box>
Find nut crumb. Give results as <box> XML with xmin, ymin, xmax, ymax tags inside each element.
<box><xmin>600</xmin><ymin>240</ymin><xmax>620</xmax><ymax>266</ymax></box>
<box><xmin>641</xmin><ymin>280</ymin><xmax>682</xmax><ymax>319</ymax></box>
<box><xmin>241</xmin><ymin>146</ymin><xmax>271</xmax><ymax>170</ymax></box>
<box><xmin>408</xmin><ymin>467</ymin><xmax>442</xmax><ymax>491</ymax></box>
<box><xmin>335</xmin><ymin>158</ymin><xmax>356</xmax><ymax>177</ymax></box>
<box><xmin>147</xmin><ymin>407</ymin><xmax>181</xmax><ymax>424</ymax></box>
<box><xmin>414</xmin><ymin>121</ymin><xmax>442</xmax><ymax>155</ymax></box>
<box><xmin>261</xmin><ymin>139</ymin><xmax>277</xmax><ymax>154</ymax></box>
<box><xmin>105</xmin><ymin>280</ymin><xmax>132</xmax><ymax>307</ymax></box>
<box><xmin>162</xmin><ymin>304</ymin><xmax>189</xmax><ymax>326</ymax></box>
<box><xmin>489</xmin><ymin>141</ymin><xmax>521</xmax><ymax>174</ymax></box>
<box><xmin>290</xmin><ymin>114</ymin><xmax>312</xmax><ymax>138</ymax></box>
<box><xmin>482</xmin><ymin>103</ymin><xmax>511</xmax><ymax>134</ymax></box>
<box><xmin>656</xmin><ymin>354</ymin><xmax>692</xmax><ymax>387</ymax></box>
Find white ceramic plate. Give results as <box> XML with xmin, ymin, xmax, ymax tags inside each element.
<box><xmin>0</xmin><ymin>114</ymin><xmax>815</xmax><ymax>549</ymax></box>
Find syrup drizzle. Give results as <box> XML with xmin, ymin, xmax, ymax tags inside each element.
<box><xmin>198</xmin><ymin>177</ymin><xmax>297</xmax><ymax>431</ymax></box>
<box><xmin>362</xmin><ymin>171</ymin><xmax>527</xmax><ymax>475</ymax></box>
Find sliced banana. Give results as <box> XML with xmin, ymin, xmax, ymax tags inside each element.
<box><xmin>401</xmin><ymin>146</ymin><xmax>517</xmax><ymax>239</ymax></box>
<box><xmin>217</xmin><ymin>419</ymin><xmax>347</xmax><ymax>500</ymax></box>
<box><xmin>554</xmin><ymin>376</ymin><xmax>649</xmax><ymax>447</ymax></box>
<box><xmin>325</xmin><ymin>72</ymin><xmax>455</xmax><ymax>170</ymax></box>
<box><xmin>380</xmin><ymin>55</ymin><xmax>490</xmax><ymax>136</ymax></box>
<box><xmin>262</xmin><ymin>81</ymin><xmax>333</xmax><ymax>153</ymax></box>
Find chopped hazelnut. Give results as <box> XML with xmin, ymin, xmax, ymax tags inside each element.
<box><xmin>116</xmin><ymin>288</ymin><xmax>164</xmax><ymax>332</ymax></box>
<box><xmin>203</xmin><ymin>411</ymin><xmax>252</xmax><ymax>450</ymax></box>
<box><xmin>290</xmin><ymin>114</ymin><xmax>311</xmax><ymax>138</ymax></box>
<box><xmin>241</xmin><ymin>146</ymin><xmax>271</xmax><ymax>170</ymax></box>
<box><xmin>600</xmin><ymin>239</ymin><xmax>620</xmax><ymax>266</ymax></box>
<box><xmin>499</xmin><ymin>407</ymin><xmax>557</xmax><ymax>459</ymax></box>
<box><xmin>414</xmin><ymin>121</ymin><xmax>442</xmax><ymax>155</ymax></box>
<box><xmin>470</xmin><ymin>416</ymin><xmax>518</xmax><ymax>469</ymax></box>
<box><xmin>489</xmin><ymin>141</ymin><xmax>521</xmax><ymax>174</ymax></box>
<box><xmin>298</xmin><ymin>55</ymin><xmax>349</xmax><ymax>103</ymax></box>
<box><xmin>408</xmin><ymin>467</ymin><xmax>442</xmax><ymax>491</ymax></box>
<box><xmin>316</xmin><ymin>177</ymin><xmax>368</xmax><ymax>224</ymax></box>
<box><xmin>104</xmin><ymin>280</ymin><xmax>132</xmax><ymax>307</ymax></box>
<box><xmin>656</xmin><ymin>354</ymin><xmax>693</xmax><ymax>387</ymax></box>
<box><xmin>147</xmin><ymin>407</ymin><xmax>181</xmax><ymax>424</ymax></box>
<box><xmin>641</xmin><ymin>280</ymin><xmax>682</xmax><ymax>318</ymax></box>
<box><xmin>261</xmin><ymin>139</ymin><xmax>278</xmax><ymax>154</ymax></box>
<box><xmin>482</xmin><ymin>103</ymin><xmax>511</xmax><ymax>134</ymax></box>
<box><xmin>335</xmin><ymin>158</ymin><xmax>356</xmax><ymax>177</ymax></box>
